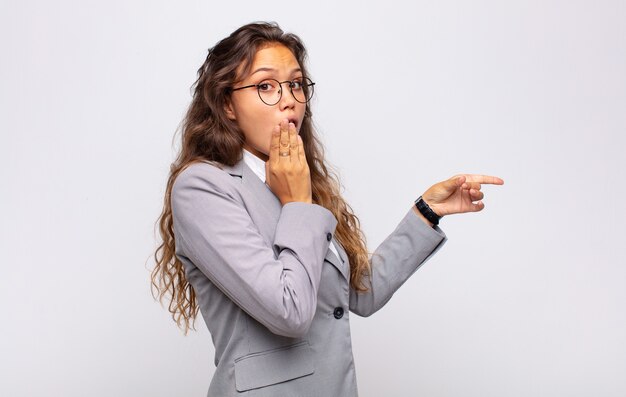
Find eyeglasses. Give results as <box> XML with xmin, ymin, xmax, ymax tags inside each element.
<box><xmin>230</xmin><ymin>77</ymin><xmax>315</xmax><ymax>106</ymax></box>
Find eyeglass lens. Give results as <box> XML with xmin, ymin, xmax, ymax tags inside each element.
<box><xmin>257</xmin><ymin>77</ymin><xmax>314</xmax><ymax>105</ymax></box>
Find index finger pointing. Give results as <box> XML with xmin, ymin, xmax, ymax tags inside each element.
<box><xmin>463</xmin><ymin>174</ymin><xmax>505</xmax><ymax>185</ymax></box>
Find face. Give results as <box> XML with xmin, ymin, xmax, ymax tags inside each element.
<box><xmin>225</xmin><ymin>43</ymin><xmax>307</xmax><ymax>162</ymax></box>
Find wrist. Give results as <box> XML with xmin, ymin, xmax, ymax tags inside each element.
<box><xmin>414</xmin><ymin>196</ymin><xmax>442</xmax><ymax>226</ymax></box>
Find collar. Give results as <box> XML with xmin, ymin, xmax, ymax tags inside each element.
<box><xmin>242</xmin><ymin>148</ymin><xmax>267</xmax><ymax>183</ymax></box>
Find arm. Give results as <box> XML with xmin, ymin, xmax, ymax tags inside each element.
<box><xmin>349</xmin><ymin>206</ymin><xmax>446</xmax><ymax>317</ymax></box>
<box><xmin>349</xmin><ymin>172</ymin><xmax>504</xmax><ymax>316</ymax></box>
<box><xmin>171</xmin><ymin>164</ymin><xmax>337</xmax><ymax>338</ymax></box>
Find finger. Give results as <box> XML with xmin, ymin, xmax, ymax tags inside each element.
<box><xmin>297</xmin><ymin>135</ymin><xmax>306</xmax><ymax>165</ymax></box>
<box><xmin>463</xmin><ymin>174</ymin><xmax>504</xmax><ymax>185</ymax></box>
<box><xmin>265</xmin><ymin>160</ymin><xmax>271</xmax><ymax>185</ymax></box>
<box><xmin>470</xmin><ymin>200</ymin><xmax>485</xmax><ymax>212</ymax></box>
<box><xmin>279</xmin><ymin>119</ymin><xmax>290</xmax><ymax>161</ymax></box>
<box><xmin>288</xmin><ymin>122</ymin><xmax>298</xmax><ymax>160</ymax></box>
<box><xmin>469</xmin><ymin>189</ymin><xmax>484</xmax><ymax>201</ymax></box>
<box><xmin>461</xmin><ymin>182</ymin><xmax>482</xmax><ymax>191</ymax></box>
<box><xmin>269</xmin><ymin>125</ymin><xmax>280</xmax><ymax>164</ymax></box>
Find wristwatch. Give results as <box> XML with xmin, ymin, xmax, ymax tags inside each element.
<box><xmin>414</xmin><ymin>196</ymin><xmax>442</xmax><ymax>226</ymax></box>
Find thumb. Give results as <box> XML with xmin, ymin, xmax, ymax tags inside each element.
<box><xmin>443</xmin><ymin>175</ymin><xmax>465</xmax><ymax>190</ymax></box>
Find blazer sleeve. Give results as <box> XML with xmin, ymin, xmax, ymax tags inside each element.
<box><xmin>349</xmin><ymin>207</ymin><xmax>447</xmax><ymax>317</ymax></box>
<box><xmin>171</xmin><ymin>163</ymin><xmax>337</xmax><ymax>338</ymax></box>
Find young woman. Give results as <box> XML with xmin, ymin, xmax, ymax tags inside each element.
<box><xmin>152</xmin><ymin>21</ymin><xmax>503</xmax><ymax>397</ymax></box>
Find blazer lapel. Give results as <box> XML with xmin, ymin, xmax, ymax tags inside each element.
<box><xmin>224</xmin><ymin>159</ymin><xmax>282</xmax><ymax>220</ymax></box>
<box><xmin>221</xmin><ymin>158</ymin><xmax>349</xmax><ymax>282</ymax></box>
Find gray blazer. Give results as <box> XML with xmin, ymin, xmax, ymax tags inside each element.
<box><xmin>171</xmin><ymin>158</ymin><xmax>446</xmax><ymax>397</ymax></box>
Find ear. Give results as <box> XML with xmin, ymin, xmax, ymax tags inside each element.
<box><xmin>224</xmin><ymin>99</ymin><xmax>237</xmax><ymax>121</ymax></box>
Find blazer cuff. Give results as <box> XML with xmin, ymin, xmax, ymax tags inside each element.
<box><xmin>407</xmin><ymin>206</ymin><xmax>447</xmax><ymax>241</ymax></box>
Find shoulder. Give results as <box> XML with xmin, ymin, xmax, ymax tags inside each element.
<box><xmin>170</xmin><ymin>160</ymin><xmax>246</xmax><ymax>228</ymax></box>
<box><xmin>172</xmin><ymin>160</ymin><xmax>238</xmax><ymax>197</ymax></box>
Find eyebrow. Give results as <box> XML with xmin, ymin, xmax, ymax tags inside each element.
<box><xmin>250</xmin><ymin>67</ymin><xmax>302</xmax><ymax>76</ymax></box>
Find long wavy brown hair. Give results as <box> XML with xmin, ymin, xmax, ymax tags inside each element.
<box><xmin>151</xmin><ymin>22</ymin><xmax>370</xmax><ymax>333</ymax></box>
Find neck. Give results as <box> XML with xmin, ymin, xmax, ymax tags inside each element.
<box><xmin>243</xmin><ymin>144</ymin><xmax>269</xmax><ymax>162</ymax></box>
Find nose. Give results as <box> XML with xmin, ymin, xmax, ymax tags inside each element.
<box><xmin>277</xmin><ymin>82</ymin><xmax>295</xmax><ymax>110</ymax></box>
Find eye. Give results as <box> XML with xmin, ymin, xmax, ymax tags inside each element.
<box><xmin>257</xmin><ymin>80</ymin><xmax>276</xmax><ymax>92</ymax></box>
<box><xmin>290</xmin><ymin>79</ymin><xmax>304</xmax><ymax>90</ymax></box>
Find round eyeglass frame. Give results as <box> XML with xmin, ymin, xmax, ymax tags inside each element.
<box><xmin>230</xmin><ymin>77</ymin><xmax>315</xmax><ymax>106</ymax></box>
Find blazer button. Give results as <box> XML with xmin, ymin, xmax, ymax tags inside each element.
<box><xmin>326</xmin><ymin>233</ymin><xmax>332</xmax><ymax>241</ymax></box>
<box><xmin>333</xmin><ymin>307</ymin><xmax>344</xmax><ymax>319</ymax></box>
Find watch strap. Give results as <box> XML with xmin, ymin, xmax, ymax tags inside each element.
<box><xmin>414</xmin><ymin>196</ymin><xmax>442</xmax><ymax>225</ymax></box>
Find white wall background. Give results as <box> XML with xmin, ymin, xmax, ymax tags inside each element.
<box><xmin>2</xmin><ymin>0</ymin><xmax>625</xmax><ymax>396</ymax></box>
